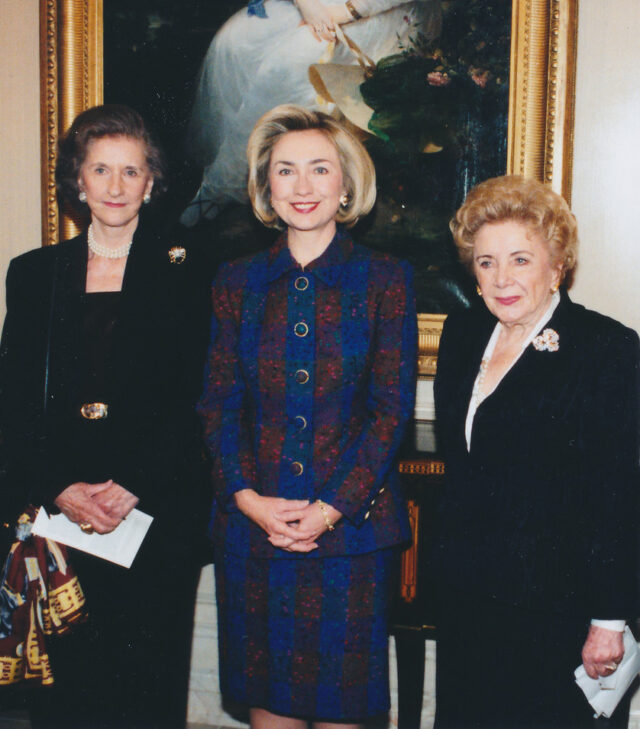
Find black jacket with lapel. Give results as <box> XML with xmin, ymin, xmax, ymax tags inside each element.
<box><xmin>0</xmin><ymin>223</ymin><xmax>214</xmax><ymax>550</ymax></box>
<box><xmin>433</xmin><ymin>291</ymin><xmax>640</xmax><ymax>619</ymax></box>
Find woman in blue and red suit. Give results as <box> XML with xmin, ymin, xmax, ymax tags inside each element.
<box><xmin>198</xmin><ymin>104</ymin><xmax>417</xmax><ymax>729</ymax></box>
<box><xmin>0</xmin><ymin>105</ymin><xmax>212</xmax><ymax>728</ymax></box>
<box><xmin>432</xmin><ymin>175</ymin><xmax>640</xmax><ymax>729</ymax></box>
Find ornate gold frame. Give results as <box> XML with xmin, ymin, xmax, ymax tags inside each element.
<box><xmin>39</xmin><ymin>0</ymin><xmax>579</xmax><ymax>373</ymax></box>
<box><xmin>40</xmin><ymin>0</ymin><xmax>102</xmax><ymax>247</ymax></box>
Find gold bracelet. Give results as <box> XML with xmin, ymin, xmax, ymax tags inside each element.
<box><xmin>316</xmin><ymin>499</ymin><xmax>335</xmax><ymax>531</ymax></box>
<box><xmin>345</xmin><ymin>0</ymin><xmax>362</xmax><ymax>20</ymax></box>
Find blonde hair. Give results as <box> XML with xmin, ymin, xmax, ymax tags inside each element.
<box><xmin>450</xmin><ymin>175</ymin><xmax>578</xmax><ymax>283</ymax></box>
<box><xmin>246</xmin><ymin>104</ymin><xmax>376</xmax><ymax>228</ymax></box>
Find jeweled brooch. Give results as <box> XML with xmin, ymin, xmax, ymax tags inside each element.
<box><xmin>168</xmin><ymin>246</ymin><xmax>187</xmax><ymax>264</ymax></box>
<box><xmin>532</xmin><ymin>328</ymin><xmax>560</xmax><ymax>352</ymax></box>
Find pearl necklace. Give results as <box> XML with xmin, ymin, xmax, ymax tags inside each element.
<box><xmin>87</xmin><ymin>224</ymin><xmax>132</xmax><ymax>259</ymax></box>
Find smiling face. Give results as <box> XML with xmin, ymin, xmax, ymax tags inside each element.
<box><xmin>268</xmin><ymin>129</ymin><xmax>345</xmax><ymax>238</ymax></box>
<box><xmin>473</xmin><ymin>220</ymin><xmax>563</xmax><ymax>329</ymax></box>
<box><xmin>78</xmin><ymin>134</ymin><xmax>153</xmax><ymax>233</ymax></box>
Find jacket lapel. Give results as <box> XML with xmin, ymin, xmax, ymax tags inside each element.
<box><xmin>46</xmin><ymin>235</ymin><xmax>87</xmax><ymax>416</ymax></box>
<box><xmin>486</xmin><ymin>292</ymin><xmax>573</xmax><ymax>398</ymax></box>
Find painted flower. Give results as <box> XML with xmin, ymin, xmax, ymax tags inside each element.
<box><xmin>532</xmin><ymin>328</ymin><xmax>560</xmax><ymax>352</ymax></box>
<box><xmin>470</xmin><ymin>69</ymin><xmax>491</xmax><ymax>88</ymax></box>
<box><xmin>427</xmin><ymin>71</ymin><xmax>451</xmax><ymax>87</ymax></box>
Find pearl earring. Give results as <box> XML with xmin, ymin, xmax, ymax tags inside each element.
<box><xmin>79</xmin><ymin>191</ymin><xmax>87</xmax><ymax>203</ymax></box>
<box><xmin>143</xmin><ymin>193</ymin><xmax>151</xmax><ymax>204</ymax></box>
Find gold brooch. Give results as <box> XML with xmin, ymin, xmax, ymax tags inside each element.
<box><xmin>80</xmin><ymin>402</ymin><xmax>109</xmax><ymax>420</ymax></box>
<box><xmin>168</xmin><ymin>246</ymin><xmax>187</xmax><ymax>264</ymax></box>
<box><xmin>532</xmin><ymin>328</ymin><xmax>560</xmax><ymax>352</ymax></box>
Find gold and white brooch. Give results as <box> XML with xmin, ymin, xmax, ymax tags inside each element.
<box><xmin>532</xmin><ymin>328</ymin><xmax>560</xmax><ymax>352</ymax></box>
<box><xmin>168</xmin><ymin>246</ymin><xmax>187</xmax><ymax>264</ymax></box>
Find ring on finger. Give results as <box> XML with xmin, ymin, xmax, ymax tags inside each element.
<box><xmin>79</xmin><ymin>522</ymin><xmax>94</xmax><ymax>534</ymax></box>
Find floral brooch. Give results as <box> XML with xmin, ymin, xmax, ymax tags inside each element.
<box><xmin>532</xmin><ymin>328</ymin><xmax>560</xmax><ymax>352</ymax></box>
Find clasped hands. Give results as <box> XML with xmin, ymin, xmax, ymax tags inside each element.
<box><xmin>234</xmin><ymin>489</ymin><xmax>342</xmax><ymax>553</ymax></box>
<box><xmin>296</xmin><ymin>0</ymin><xmax>353</xmax><ymax>42</ymax></box>
<box><xmin>54</xmin><ymin>479</ymin><xmax>139</xmax><ymax>535</ymax></box>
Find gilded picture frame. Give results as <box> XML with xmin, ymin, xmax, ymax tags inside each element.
<box><xmin>39</xmin><ymin>0</ymin><xmax>578</xmax><ymax>375</ymax></box>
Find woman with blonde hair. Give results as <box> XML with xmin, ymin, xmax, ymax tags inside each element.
<box><xmin>181</xmin><ymin>0</ymin><xmax>442</xmax><ymax>224</ymax></box>
<box><xmin>198</xmin><ymin>104</ymin><xmax>417</xmax><ymax>728</ymax></box>
<box><xmin>432</xmin><ymin>175</ymin><xmax>639</xmax><ymax>728</ymax></box>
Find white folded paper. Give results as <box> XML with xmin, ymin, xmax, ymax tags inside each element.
<box><xmin>32</xmin><ymin>507</ymin><xmax>153</xmax><ymax>569</ymax></box>
<box><xmin>574</xmin><ymin>625</ymin><xmax>640</xmax><ymax>718</ymax></box>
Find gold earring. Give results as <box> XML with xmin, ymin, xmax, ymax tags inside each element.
<box><xmin>339</xmin><ymin>193</ymin><xmax>349</xmax><ymax>208</ymax></box>
<box><xmin>551</xmin><ymin>283</ymin><xmax>560</xmax><ymax>294</ymax></box>
<box><xmin>476</xmin><ymin>285</ymin><xmax>482</xmax><ymax>297</ymax></box>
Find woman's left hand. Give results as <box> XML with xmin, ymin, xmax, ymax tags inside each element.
<box><xmin>296</xmin><ymin>0</ymin><xmax>337</xmax><ymax>41</ymax></box>
<box><xmin>581</xmin><ymin>625</ymin><xmax>625</xmax><ymax>679</ymax></box>
<box><xmin>268</xmin><ymin>501</ymin><xmax>342</xmax><ymax>552</ymax></box>
<box><xmin>91</xmin><ymin>479</ymin><xmax>139</xmax><ymax>522</ymax></box>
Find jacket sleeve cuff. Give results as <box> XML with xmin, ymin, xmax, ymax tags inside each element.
<box><xmin>590</xmin><ymin>619</ymin><xmax>626</xmax><ymax>631</ymax></box>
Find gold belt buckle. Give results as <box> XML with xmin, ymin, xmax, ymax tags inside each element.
<box><xmin>80</xmin><ymin>402</ymin><xmax>109</xmax><ymax>420</ymax></box>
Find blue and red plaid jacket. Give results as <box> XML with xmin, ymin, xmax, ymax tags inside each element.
<box><xmin>198</xmin><ymin>228</ymin><xmax>416</xmax><ymax>558</ymax></box>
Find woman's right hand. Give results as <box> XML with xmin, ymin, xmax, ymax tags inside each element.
<box><xmin>295</xmin><ymin>0</ymin><xmax>336</xmax><ymax>41</ymax></box>
<box><xmin>234</xmin><ymin>489</ymin><xmax>315</xmax><ymax>546</ymax></box>
<box><xmin>54</xmin><ymin>480</ymin><xmax>132</xmax><ymax>534</ymax></box>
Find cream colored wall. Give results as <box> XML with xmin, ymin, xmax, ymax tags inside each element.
<box><xmin>0</xmin><ymin>0</ymin><xmax>42</xmax><ymax>322</ymax></box>
<box><xmin>570</xmin><ymin>0</ymin><xmax>640</xmax><ymax>335</ymax></box>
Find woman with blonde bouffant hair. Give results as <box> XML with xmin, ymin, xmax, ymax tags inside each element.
<box><xmin>432</xmin><ymin>175</ymin><xmax>639</xmax><ymax>728</ymax></box>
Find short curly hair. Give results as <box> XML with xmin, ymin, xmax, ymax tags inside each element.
<box><xmin>55</xmin><ymin>104</ymin><xmax>167</xmax><ymax>214</ymax></box>
<box><xmin>450</xmin><ymin>175</ymin><xmax>578</xmax><ymax>283</ymax></box>
<box><xmin>246</xmin><ymin>104</ymin><xmax>376</xmax><ymax>229</ymax></box>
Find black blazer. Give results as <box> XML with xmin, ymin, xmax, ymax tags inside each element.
<box><xmin>0</xmin><ymin>224</ymin><xmax>213</xmax><ymax>552</ymax></box>
<box><xmin>433</xmin><ymin>291</ymin><xmax>640</xmax><ymax>619</ymax></box>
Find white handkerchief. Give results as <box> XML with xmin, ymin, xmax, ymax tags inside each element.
<box><xmin>32</xmin><ymin>507</ymin><xmax>153</xmax><ymax>569</ymax></box>
<box><xmin>574</xmin><ymin>626</ymin><xmax>640</xmax><ymax>718</ymax></box>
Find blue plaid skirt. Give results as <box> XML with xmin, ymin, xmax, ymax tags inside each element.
<box><xmin>214</xmin><ymin>549</ymin><xmax>398</xmax><ymax>722</ymax></box>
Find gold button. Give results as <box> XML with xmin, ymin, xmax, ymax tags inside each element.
<box><xmin>294</xmin><ymin>276</ymin><xmax>309</xmax><ymax>291</ymax></box>
<box><xmin>295</xmin><ymin>415</ymin><xmax>307</xmax><ymax>430</ymax></box>
<box><xmin>364</xmin><ymin>511</ymin><xmax>370</xmax><ymax>520</ymax></box>
<box><xmin>379</xmin><ymin>487</ymin><xmax>386</xmax><ymax>494</ymax></box>
<box><xmin>294</xmin><ymin>322</ymin><xmax>309</xmax><ymax>337</ymax></box>
<box><xmin>290</xmin><ymin>461</ymin><xmax>304</xmax><ymax>476</ymax></box>
<box><xmin>295</xmin><ymin>369</ymin><xmax>309</xmax><ymax>384</ymax></box>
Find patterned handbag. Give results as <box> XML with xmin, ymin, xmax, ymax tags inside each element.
<box><xmin>0</xmin><ymin>506</ymin><xmax>86</xmax><ymax>686</ymax></box>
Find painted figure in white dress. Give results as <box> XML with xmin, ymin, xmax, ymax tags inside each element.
<box><xmin>181</xmin><ymin>0</ymin><xmax>442</xmax><ymax>225</ymax></box>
